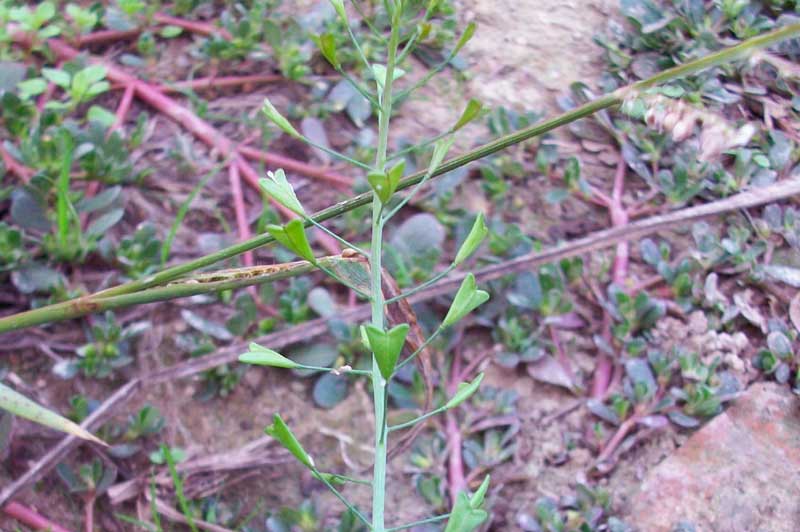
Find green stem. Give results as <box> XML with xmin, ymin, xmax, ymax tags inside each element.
<box><xmin>395</xmin><ymin>326</ymin><xmax>443</xmax><ymax>372</ymax></box>
<box><xmin>385</xmin><ymin>265</ymin><xmax>455</xmax><ymax>304</ymax></box>
<box><xmin>370</xmin><ymin>12</ymin><xmax>401</xmax><ymax>532</ymax></box>
<box><xmin>0</xmin><ymin>24</ymin><xmax>796</xmax><ymax>332</ymax></box>
<box><xmin>388</xmin><ymin>405</ymin><xmax>446</xmax><ymax>432</ymax></box>
<box><xmin>385</xmin><ymin>514</ymin><xmax>450</xmax><ymax>531</ymax></box>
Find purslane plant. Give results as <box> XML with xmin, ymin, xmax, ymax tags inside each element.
<box><xmin>241</xmin><ymin>3</ymin><xmax>492</xmax><ymax>530</ymax></box>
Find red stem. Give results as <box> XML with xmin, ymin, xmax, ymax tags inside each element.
<box><xmin>228</xmin><ymin>163</ymin><xmax>254</xmax><ymax>267</ymax></box>
<box><xmin>0</xmin><ymin>144</ymin><xmax>33</xmax><ymax>182</ymax></box>
<box><xmin>155</xmin><ymin>74</ymin><xmax>283</xmax><ymax>94</ymax></box>
<box><xmin>152</xmin><ymin>12</ymin><xmax>232</xmax><ymax>40</ymax></box>
<box><xmin>3</xmin><ymin>501</ymin><xmax>74</xmax><ymax>532</ymax></box>
<box><xmin>446</xmin><ymin>349</ymin><xmax>466</xmax><ymax>504</ymax></box>
<box><xmin>110</xmin><ymin>83</ymin><xmax>136</xmax><ymax>134</ymax></box>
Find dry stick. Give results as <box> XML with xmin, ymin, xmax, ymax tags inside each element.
<box><xmin>2</xmin><ymin>501</ymin><xmax>75</xmax><ymax>532</ymax></box>
<box><xmin>154</xmin><ymin>74</ymin><xmax>284</xmax><ymax>94</ymax></box>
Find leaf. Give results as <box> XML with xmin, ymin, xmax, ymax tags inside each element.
<box><xmin>668</xmin><ymin>410</ymin><xmax>700</xmax><ymax>428</ymax></box>
<box><xmin>41</xmin><ymin>67</ymin><xmax>71</xmax><ymax>88</ymax></box>
<box><xmin>300</xmin><ymin>116</ymin><xmax>331</xmax><ymax>164</ymax></box>
<box><xmin>763</xmin><ymin>264</ymin><xmax>800</xmax><ymax>287</ymax></box>
<box><xmin>365</xmin><ymin>323</ymin><xmax>409</xmax><ymax>379</ymax></box>
<box><xmin>0</xmin><ymin>383</ymin><xmax>104</xmax><ymax>445</ymax></box>
<box><xmin>262</xmin><ymin>98</ymin><xmax>301</xmax><ymax>138</ymax></box>
<box><xmin>16</xmin><ymin>78</ymin><xmax>47</xmax><ymax>99</ymax></box>
<box><xmin>444</xmin><ymin>474</ymin><xmax>490</xmax><ymax>532</ymax></box>
<box><xmin>181</xmin><ymin>309</ymin><xmax>234</xmax><ymax>341</ymax></box>
<box><xmin>308</xmin><ymin>287</ymin><xmax>336</xmax><ymax>317</ymax></box>
<box><xmin>289</xmin><ymin>343</ymin><xmax>339</xmax><ymax>377</ymax></box>
<box><xmin>11</xmin><ymin>188</ymin><xmax>50</xmax><ymax>231</ymax></box>
<box><xmin>328</xmin><ymin>0</ymin><xmax>346</xmax><ymax>20</ymax></box>
<box><xmin>259</xmin><ymin>169</ymin><xmax>305</xmax><ymax>216</ymax></box>
<box><xmin>527</xmin><ymin>355</ymin><xmax>574</xmax><ymax>390</ymax></box>
<box><xmin>454</xmin><ymin>212</ymin><xmax>488</xmax><ymax>266</ymax></box>
<box><xmin>391</xmin><ymin>213</ymin><xmax>445</xmax><ymax>262</ymax></box>
<box><xmin>87</xmin><ymin>105</ymin><xmax>117</xmax><ymax>128</ymax></box>
<box><xmin>265</xmin><ymin>414</ymin><xmax>314</xmax><ymax>469</ymax></box>
<box><xmin>315</xmin><ymin>33</ymin><xmax>340</xmax><ymax>69</ymax></box>
<box><xmin>76</xmin><ymin>186</ymin><xmax>121</xmax><ymax>214</ymax></box>
<box><xmin>371</xmin><ymin>64</ymin><xmax>405</xmax><ymax>93</ymax></box>
<box><xmin>312</xmin><ymin>373</ymin><xmax>348</xmax><ymax>409</ymax></box>
<box><xmin>443</xmin><ymin>274</ymin><xmax>490</xmax><ymax>327</ymax></box>
<box><xmin>159</xmin><ymin>25</ymin><xmax>183</xmax><ymax>38</ymax></box>
<box><xmin>0</xmin><ymin>62</ymin><xmax>27</xmax><ymax>92</ymax></box>
<box><xmin>444</xmin><ymin>372</ymin><xmax>484</xmax><ymax>410</ymax></box>
<box><xmin>429</xmin><ymin>136</ymin><xmax>455</xmax><ymax>177</ymax></box>
<box><xmin>86</xmin><ymin>208</ymin><xmax>124</xmax><ymax>237</ymax></box>
<box><xmin>267</xmin><ymin>219</ymin><xmax>316</xmax><ymax>262</ymax></box>
<box><xmin>239</xmin><ymin>344</ymin><xmax>300</xmax><ymax>369</ymax></box>
<box><xmin>452</xmin><ymin>98</ymin><xmax>483</xmax><ymax>132</ymax></box>
<box><xmin>452</xmin><ymin>22</ymin><xmax>476</xmax><ymax>56</ymax></box>
<box><xmin>11</xmin><ymin>263</ymin><xmax>64</xmax><ymax>294</ymax></box>
<box><xmin>767</xmin><ymin>331</ymin><xmax>793</xmax><ymax>359</ymax></box>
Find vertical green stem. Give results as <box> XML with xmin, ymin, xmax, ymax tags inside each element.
<box><xmin>371</xmin><ymin>8</ymin><xmax>401</xmax><ymax>532</ymax></box>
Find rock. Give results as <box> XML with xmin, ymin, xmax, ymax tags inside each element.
<box><xmin>628</xmin><ymin>383</ymin><xmax>800</xmax><ymax>532</ymax></box>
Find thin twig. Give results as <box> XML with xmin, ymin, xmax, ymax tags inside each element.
<box><xmin>2</xmin><ymin>501</ymin><xmax>74</xmax><ymax>532</ymax></box>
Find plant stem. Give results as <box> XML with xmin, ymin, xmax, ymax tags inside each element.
<box><xmin>370</xmin><ymin>11</ymin><xmax>401</xmax><ymax>531</ymax></box>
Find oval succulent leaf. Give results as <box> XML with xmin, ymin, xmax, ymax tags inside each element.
<box><xmin>239</xmin><ymin>343</ymin><xmax>299</xmax><ymax>369</ymax></box>
<box><xmin>452</xmin><ymin>98</ymin><xmax>483</xmax><ymax>132</ymax></box>
<box><xmin>259</xmin><ymin>169</ymin><xmax>305</xmax><ymax>216</ymax></box>
<box><xmin>262</xmin><ymin>98</ymin><xmax>300</xmax><ymax>138</ymax></box>
<box><xmin>443</xmin><ymin>273</ymin><xmax>490</xmax><ymax>327</ymax></box>
<box><xmin>444</xmin><ymin>372</ymin><xmax>484</xmax><ymax>410</ymax></box>
<box><xmin>365</xmin><ymin>323</ymin><xmax>410</xmax><ymax>379</ymax></box>
<box><xmin>453</xmin><ymin>212</ymin><xmax>488</xmax><ymax>266</ymax></box>
<box><xmin>267</xmin><ymin>219</ymin><xmax>315</xmax><ymax>262</ymax></box>
<box><xmin>0</xmin><ymin>383</ymin><xmax>105</xmax><ymax>445</ymax></box>
<box><xmin>264</xmin><ymin>413</ymin><xmax>314</xmax><ymax>469</ymax></box>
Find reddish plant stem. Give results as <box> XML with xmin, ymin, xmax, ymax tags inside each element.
<box><xmin>77</xmin><ymin>28</ymin><xmax>141</xmax><ymax>46</ymax></box>
<box><xmin>228</xmin><ymin>163</ymin><xmax>254</xmax><ymax>267</ymax></box>
<box><xmin>84</xmin><ymin>495</ymin><xmax>95</xmax><ymax>532</ymax></box>
<box><xmin>155</xmin><ymin>74</ymin><xmax>283</xmax><ymax>94</ymax></box>
<box><xmin>591</xmin><ymin>154</ymin><xmax>630</xmax><ymax>399</ymax></box>
<box><xmin>3</xmin><ymin>501</ymin><xmax>74</xmax><ymax>532</ymax></box>
<box><xmin>0</xmin><ymin>144</ymin><xmax>32</xmax><ymax>182</ymax></box>
<box><xmin>152</xmin><ymin>12</ymin><xmax>232</xmax><ymax>39</ymax></box>
<box><xmin>446</xmin><ymin>349</ymin><xmax>466</xmax><ymax>504</ymax></box>
<box><xmin>110</xmin><ymin>83</ymin><xmax>136</xmax><ymax>134</ymax></box>
<box><xmin>238</xmin><ymin>145</ymin><xmax>353</xmax><ymax>190</ymax></box>
<box><xmin>595</xmin><ymin>410</ymin><xmax>641</xmax><ymax>465</ymax></box>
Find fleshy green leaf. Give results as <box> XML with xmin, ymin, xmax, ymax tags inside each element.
<box><xmin>267</xmin><ymin>219</ymin><xmax>315</xmax><ymax>262</ymax></box>
<box><xmin>264</xmin><ymin>414</ymin><xmax>314</xmax><ymax>469</ymax></box>
<box><xmin>239</xmin><ymin>343</ymin><xmax>300</xmax><ymax>369</ymax></box>
<box><xmin>365</xmin><ymin>323</ymin><xmax>410</xmax><ymax>379</ymax></box>
<box><xmin>41</xmin><ymin>67</ymin><xmax>71</xmax><ymax>88</ymax></box>
<box><xmin>0</xmin><ymin>383</ymin><xmax>105</xmax><ymax>445</ymax></box>
<box><xmin>444</xmin><ymin>372</ymin><xmax>484</xmax><ymax>410</ymax></box>
<box><xmin>452</xmin><ymin>22</ymin><xmax>476</xmax><ymax>56</ymax></box>
<box><xmin>444</xmin><ymin>474</ymin><xmax>490</xmax><ymax>532</ymax></box>
<box><xmin>452</xmin><ymin>99</ymin><xmax>483</xmax><ymax>132</ymax></box>
<box><xmin>315</xmin><ymin>33</ymin><xmax>340</xmax><ymax>69</ymax></box>
<box><xmin>259</xmin><ymin>169</ymin><xmax>305</xmax><ymax>216</ymax></box>
<box><xmin>262</xmin><ymin>98</ymin><xmax>301</xmax><ymax>138</ymax></box>
<box><xmin>443</xmin><ymin>274</ymin><xmax>489</xmax><ymax>327</ymax></box>
<box><xmin>453</xmin><ymin>212</ymin><xmax>487</xmax><ymax>266</ymax></box>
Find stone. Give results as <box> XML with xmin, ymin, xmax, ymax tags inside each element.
<box><xmin>627</xmin><ymin>383</ymin><xmax>800</xmax><ymax>532</ymax></box>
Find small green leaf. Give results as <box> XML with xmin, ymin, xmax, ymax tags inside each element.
<box><xmin>453</xmin><ymin>212</ymin><xmax>487</xmax><ymax>266</ymax></box>
<box><xmin>262</xmin><ymin>98</ymin><xmax>301</xmax><ymax>138</ymax></box>
<box><xmin>367</xmin><ymin>161</ymin><xmax>403</xmax><ymax>204</ymax></box>
<box><xmin>444</xmin><ymin>372</ymin><xmax>484</xmax><ymax>410</ymax></box>
<box><xmin>372</xmin><ymin>64</ymin><xmax>406</xmax><ymax>94</ymax></box>
<box><xmin>428</xmin><ymin>136</ymin><xmax>455</xmax><ymax>176</ymax></box>
<box><xmin>444</xmin><ymin>477</ymin><xmax>489</xmax><ymax>532</ymax></box>
<box><xmin>259</xmin><ymin>169</ymin><xmax>305</xmax><ymax>215</ymax></box>
<box><xmin>86</xmin><ymin>105</ymin><xmax>117</xmax><ymax>128</ymax></box>
<box><xmin>315</xmin><ymin>33</ymin><xmax>340</xmax><ymax>69</ymax></box>
<box><xmin>264</xmin><ymin>414</ymin><xmax>314</xmax><ymax>469</ymax></box>
<box><xmin>328</xmin><ymin>0</ymin><xmax>346</xmax><ymax>20</ymax></box>
<box><xmin>470</xmin><ymin>475</ymin><xmax>490</xmax><ymax>507</ymax></box>
<box><xmin>452</xmin><ymin>22</ymin><xmax>476</xmax><ymax>56</ymax></box>
<box><xmin>267</xmin><ymin>219</ymin><xmax>315</xmax><ymax>262</ymax></box>
<box><xmin>41</xmin><ymin>67</ymin><xmax>71</xmax><ymax>89</ymax></box>
<box><xmin>0</xmin><ymin>383</ymin><xmax>105</xmax><ymax>445</ymax></box>
<box><xmin>17</xmin><ymin>78</ymin><xmax>47</xmax><ymax>98</ymax></box>
<box><xmin>443</xmin><ymin>274</ymin><xmax>490</xmax><ymax>327</ymax></box>
<box><xmin>239</xmin><ymin>343</ymin><xmax>300</xmax><ymax>369</ymax></box>
<box><xmin>159</xmin><ymin>25</ymin><xmax>183</xmax><ymax>38</ymax></box>
<box><xmin>452</xmin><ymin>99</ymin><xmax>483</xmax><ymax>132</ymax></box>
<box><xmin>365</xmin><ymin>323</ymin><xmax>410</xmax><ymax>379</ymax></box>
